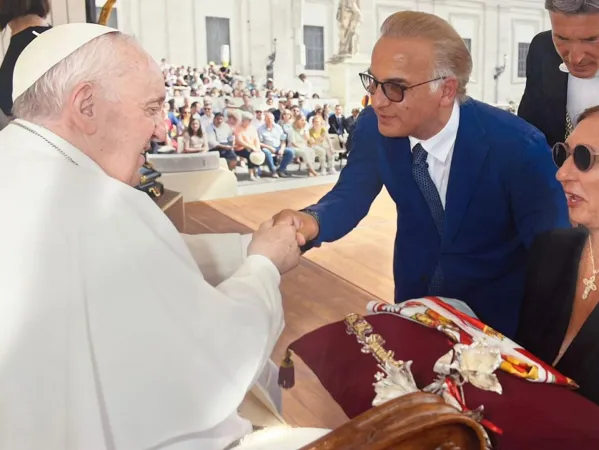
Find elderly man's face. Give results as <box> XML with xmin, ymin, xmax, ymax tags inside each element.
<box><xmin>557</xmin><ymin>114</ymin><xmax>599</xmax><ymax>228</ymax></box>
<box><xmin>95</xmin><ymin>45</ymin><xmax>165</xmax><ymax>185</ymax></box>
<box><xmin>369</xmin><ymin>36</ymin><xmax>449</xmax><ymax>138</ymax></box>
<box><xmin>550</xmin><ymin>12</ymin><xmax>599</xmax><ymax>79</ymax></box>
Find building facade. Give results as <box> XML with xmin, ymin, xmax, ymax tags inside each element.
<box><xmin>0</xmin><ymin>0</ymin><xmax>552</xmax><ymax>107</ymax></box>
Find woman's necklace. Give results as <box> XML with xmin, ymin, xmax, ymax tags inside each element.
<box><xmin>582</xmin><ymin>235</ymin><xmax>599</xmax><ymax>300</ymax></box>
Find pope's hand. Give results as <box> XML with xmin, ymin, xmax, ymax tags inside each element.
<box><xmin>272</xmin><ymin>209</ymin><xmax>319</xmax><ymax>243</ymax></box>
<box><xmin>248</xmin><ymin>219</ymin><xmax>305</xmax><ymax>274</ymax></box>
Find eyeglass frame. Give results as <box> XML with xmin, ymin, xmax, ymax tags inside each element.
<box><xmin>552</xmin><ymin>141</ymin><xmax>599</xmax><ymax>172</ymax></box>
<box><xmin>358</xmin><ymin>71</ymin><xmax>448</xmax><ymax>103</ymax></box>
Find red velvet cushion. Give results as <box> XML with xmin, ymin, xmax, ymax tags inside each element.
<box><xmin>287</xmin><ymin>314</ymin><xmax>599</xmax><ymax>449</ymax></box>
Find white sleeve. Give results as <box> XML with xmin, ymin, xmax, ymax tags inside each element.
<box><xmin>79</xmin><ymin>210</ymin><xmax>284</xmax><ymax>449</ymax></box>
<box><xmin>180</xmin><ymin>233</ymin><xmax>254</xmax><ymax>286</ymax></box>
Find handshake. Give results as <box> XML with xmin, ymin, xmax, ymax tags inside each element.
<box><xmin>247</xmin><ymin>209</ymin><xmax>320</xmax><ymax>274</ymax></box>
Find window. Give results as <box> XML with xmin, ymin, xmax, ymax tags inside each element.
<box><xmin>463</xmin><ymin>38</ymin><xmax>472</xmax><ymax>53</ymax></box>
<box><xmin>517</xmin><ymin>42</ymin><xmax>530</xmax><ymax>78</ymax></box>
<box><xmin>303</xmin><ymin>25</ymin><xmax>324</xmax><ymax>70</ymax></box>
<box><xmin>206</xmin><ymin>17</ymin><xmax>231</xmax><ymax>66</ymax></box>
<box><xmin>95</xmin><ymin>6</ymin><xmax>118</xmax><ymax>28</ymax></box>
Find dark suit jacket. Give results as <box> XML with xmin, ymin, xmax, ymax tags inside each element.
<box><xmin>517</xmin><ymin>30</ymin><xmax>568</xmax><ymax>147</ymax></box>
<box><xmin>516</xmin><ymin>227</ymin><xmax>599</xmax><ymax>405</ymax></box>
<box><xmin>328</xmin><ymin>114</ymin><xmax>349</xmax><ymax>135</ymax></box>
<box><xmin>304</xmin><ymin>100</ymin><xmax>570</xmax><ymax>338</ymax></box>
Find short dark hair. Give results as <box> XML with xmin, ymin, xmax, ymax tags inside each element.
<box><xmin>545</xmin><ymin>0</ymin><xmax>599</xmax><ymax>14</ymax></box>
<box><xmin>0</xmin><ymin>0</ymin><xmax>51</xmax><ymax>29</ymax></box>
<box><xmin>577</xmin><ymin>105</ymin><xmax>599</xmax><ymax>123</ymax></box>
<box><xmin>214</xmin><ymin>112</ymin><xmax>224</xmax><ymax>119</ymax></box>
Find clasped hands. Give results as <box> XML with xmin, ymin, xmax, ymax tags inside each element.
<box><xmin>247</xmin><ymin>209</ymin><xmax>320</xmax><ymax>274</ymax></box>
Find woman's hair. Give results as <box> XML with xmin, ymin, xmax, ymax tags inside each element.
<box><xmin>0</xmin><ymin>0</ymin><xmax>50</xmax><ymax>30</ymax></box>
<box><xmin>545</xmin><ymin>0</ymin><xmax>599</xmax><ymax>13</ymax></box>
<box><xmin>380</xmin><ymin>11</ymin><xmax>472</xmax><ymax>101</ymax></box>
<box><xmin>577</xmin><ymin>105</ymin><xmax>599</xmax><ymax>123</ymax></box>
<box><xmin>186</xmin><ymin>118</ymin><xmax>203</xmax><ymax>137</ymax></box>
<box><xmin>312</xmin><ymin>114</ymin><xmax>323</xmax><ymax>126</ymax></box>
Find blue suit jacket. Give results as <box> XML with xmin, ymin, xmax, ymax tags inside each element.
<box><xmin>305</xmin><ymin>99</ymin><xmax>569</xmax><ymax>338</ymax></box>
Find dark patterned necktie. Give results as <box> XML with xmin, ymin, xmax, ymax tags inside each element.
<box><xmin>412</xmin><ymin>143</ymin><xmax>444</xmax><ymax>234</ymax></box>
<box><xmin>412</xmin><ymin>143</ymin><xmax>444</xmax><ymax>294</ymax></box>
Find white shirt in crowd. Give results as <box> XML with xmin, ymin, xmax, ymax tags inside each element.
<box><xmin>200</xmin><ymin>113</ymin><xmax>214</xmax><ymax>131</ymax></box>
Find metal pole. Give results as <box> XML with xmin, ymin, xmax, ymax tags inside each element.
<box><xmin>85</xmin><ymin>0</ymin><xmax>97</xmax><ymax>23</ymax></box>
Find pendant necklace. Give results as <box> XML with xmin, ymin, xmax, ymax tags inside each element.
<box><xmin>10</xmin><ymin>121</ymin><xmax>78</xmax><ymax>166</ymax></box>
<box><xmin>582</xmin><ymin>235</ymin><xmax>599</xmax><ymax>300</ymax></box>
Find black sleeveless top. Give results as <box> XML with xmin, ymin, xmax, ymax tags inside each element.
<box><xmin>0</xmin><ymin>25</ymin><xmax>51</xmax><ymax>115</ymax></box>
<box><xmin>516</xmin><ymin>227</ymin><xmax>599</xmax><ymax>405</ymax></box>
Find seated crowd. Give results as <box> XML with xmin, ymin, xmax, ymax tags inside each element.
<box><xmin>153</xmin><ymin>60</ymin><xmax>362</xmax><ymax>180</ymax></box>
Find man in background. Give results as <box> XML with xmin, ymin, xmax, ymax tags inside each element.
<box><xmin>518</xmin><ymin>0</ymin><xmax>599</xmax><ymax>146</ymax></box>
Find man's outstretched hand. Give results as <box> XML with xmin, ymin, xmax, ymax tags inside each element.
<box><xmin>272</xmin><ymin>209</ymin><xmax>319</xmax><ymax>244</ymax></box>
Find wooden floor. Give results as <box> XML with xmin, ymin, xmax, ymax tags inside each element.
<box><xmin>185</xmin><ymin>185</ymin><xmax>397</xmax><ymax>430</ymax></box>
<box><xmin>198</xmin><ymin>185</ymin><xmax>397</xmax><ymax>302</ymax></box>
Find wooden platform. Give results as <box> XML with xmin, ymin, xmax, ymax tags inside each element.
<box><xmin>154</xmin><ymin>189</ymin><xmax>185</xmax><ymax>232</ymax></box>
<box><xmin>196</xmin><ymin>185</ymin><xmax>397</xmax><ymax>301</ymax></box>
<box><xmin>185</xmin><ymin>185</ymin><xmax>396</xmax><ymax>429</ymax></box>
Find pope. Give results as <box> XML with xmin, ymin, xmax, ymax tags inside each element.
<box><xmin>0</xmin><ymin>23</ymin><xmax>306</xmax><ymax>450</ymax></box>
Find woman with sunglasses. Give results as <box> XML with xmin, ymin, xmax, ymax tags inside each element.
<box><xmin>516</xmin><ymin>105</ymin><xmax>599</xmax><ymax>406</ymax></box>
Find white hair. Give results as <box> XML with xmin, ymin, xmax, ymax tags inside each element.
<box><xmin>12</xmin><ymin>32</ymin><xmax>150</xmax><ymax>121</ymax></box>
<box><xmin>380</xmin><ymin>11</ymin><xmax>472</xmax><ymax>102</ymax></box>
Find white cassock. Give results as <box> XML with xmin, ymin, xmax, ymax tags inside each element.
<box><xmin>0</xmin><ymin>119</ymin><xmax>286</xmax><ymax>450</ymax></box>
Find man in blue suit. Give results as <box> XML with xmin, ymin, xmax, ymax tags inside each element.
<box><xmin>273</xmin><ymin>11</ymin><xmax>569</xmax><ymax>338</ymax></box>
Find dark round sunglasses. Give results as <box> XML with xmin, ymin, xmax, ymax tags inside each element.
<box><xmin>552</xmin><ymin>142</ymin><xmax>599</xmax><ymax>172</ymax></box>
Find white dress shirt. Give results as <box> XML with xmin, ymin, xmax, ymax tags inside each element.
<box><xmin>561</xmin><ymin>63</ymin><xmax>599</xmax><ymax>126</ymax></box>
<box><xmin>408</xmin><ymin>100</ymin><xmax>460</xmax><ymax>208</ymax></box>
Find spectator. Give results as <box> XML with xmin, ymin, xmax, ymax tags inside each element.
<box><xmin>181</xmin><ymin>118</ymin><xmax>208</xmax><ymax>153</ymax></box>
<box><xmin>252</xmin><ymin>108</ymin><xmax>265</xmax><ymax>129</ymax></box>
<box><xmin>328</xmin><ymin>104</ymin><xmax>350</xmax><ymax>148</ymax></box>
<box><xmin>274</xmin><ymin>99</ymin><xmax>287</xmax><ymax>122</ymax></box>
<box><xmin>345</xmin><ymin>107</ymin><xmax>361</xmax><ymax>156</ymax></box>
<box><xmin>295</xmin><ymin>73</ymin><xmax>312</xmax><ymax>98</ymax></box>
<box><xmin>199</xmin><ymin>102</ymin><xmax>214</xmax><ymax>130</ymax></box>
<box><xmin>207</xmin><ymin>112</ymin><xmax>237</xmax><ymax>170</ymax></box>
<box><xmin>309</xmin><ymin>115</ymin><xmax>336</xmax><ymax>175</ymax></box>
<box><xmin>298</xmin><ymin>97</ymin><xmax>310</xmax><ymax>117</ymax></box>
<box><xmin>179</xmin><ymin>106</ymin><xmax>192</xmax><ymax>129</ymax></box>
<box><xmin>287</xmin><ymin>115</ymin><xmax>318</xmax><ymax>177</ymax></box>
<box><xmin>233</xmin><ymin>111</ymin><xmax>262</xmax><ymax>181</ymax></box>
<box><xmin>240</xmin><ymin>94</ymin><xmax>255</xmax><ymax>114</ymax></box>
<box><xmin>258</xmin><ymin>112</ymin><xmax>294</xmax><ymax>178</ymax></box>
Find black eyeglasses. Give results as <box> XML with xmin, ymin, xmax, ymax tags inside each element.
<box><xmin>553</xmin><ymin>142</ymin><xmax>599</xmax><ymax>171</ymax></box>
<box><xmin>359</xmin><ymin>72</ymin><xmax>447</xmax><ymax>103</ymax></box>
